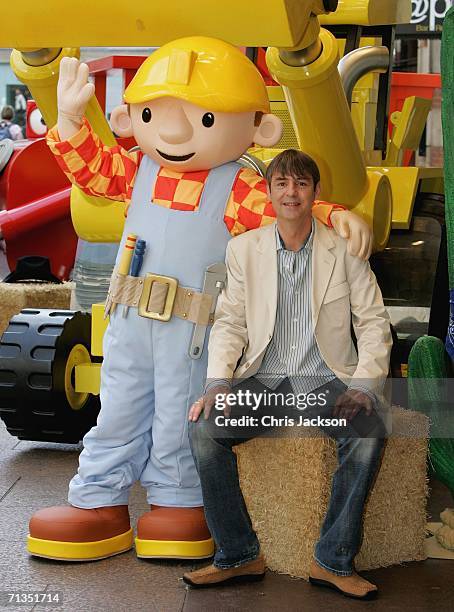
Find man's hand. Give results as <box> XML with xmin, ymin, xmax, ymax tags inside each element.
<box><xmin>57</xmin><ymin>57</ymin><xmax>95</xmax><ymax>140</ymax></box>
<box><xmin>188</xmin><ymin>385</ymin><xmax>231</xmax><ymax>422</ymax></box>
<box><xmin>333</xmin><ymin>389</ymin><xmax>374</xmax><ymax>421</ymax></box>
<box><xmin>330</xmin><ymin>210</ymin><xmax>373</xmax><ymax>260</ymax></box>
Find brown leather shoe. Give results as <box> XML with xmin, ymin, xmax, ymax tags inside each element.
<box><xmin>309</xmin><ymin>560</ymin><xmax>378</xmax><ymax>600</ymax></box>
<box><xmin>183</xmin><ymin>554</ymin><xmax>266</xmax><ymax>588</ymax></box>
<box><xmin>27</xmin><ymin>505</ymin><xmax>133</xmax><ymax>561</ymax></box>
<box><xmin>135</xmin><ymin>505</ymin><xmax>214</xmax><ymax>559</ymax></box>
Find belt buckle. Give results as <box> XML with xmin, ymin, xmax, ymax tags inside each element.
<box><xmin>138</xmin><ymin>273</ymin><xmax>178</xmax><ymax>322</ymax></box>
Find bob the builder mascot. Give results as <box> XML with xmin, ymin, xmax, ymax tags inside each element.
<box><xmin>27</xmin><ymin>37</ymin><xmax>372</xmax><ymax>562</ymax></box>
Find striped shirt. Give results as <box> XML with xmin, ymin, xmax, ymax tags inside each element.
<box><xmin>255</xmin><ymin>222</ymin><xmax>336</xmax><ymax>395</ymax></box>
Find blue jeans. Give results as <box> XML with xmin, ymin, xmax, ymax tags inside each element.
<box><xmin>189</xmin><ymin>377</ymin><xmax>386</xmax><ymax>575</ymax></box>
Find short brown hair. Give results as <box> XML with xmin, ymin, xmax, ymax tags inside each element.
<box><xmin>1</xmin><ymin>106</ymin><xmax>14</xmax><ymax>121</ymax></box>
<box><xmin>266</xmin><ymin>149</ymin><xmax>320</xmax><ymax>188</ymax></box>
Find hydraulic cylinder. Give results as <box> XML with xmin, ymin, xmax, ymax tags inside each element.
<box><xmin>267</xmin><ymin>27</ymin><xmax>392</xmax><ymax>250</ymax></box>
<box><xmin>267</xmin><ymin>28</ymin><xmax>368</xmax><ymax>205</ymax></box>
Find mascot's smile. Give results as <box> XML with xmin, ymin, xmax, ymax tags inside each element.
<box><xmin>156</xmin><ymin>149</ymin><xmax>195</xmax><ymax>162</ymax></box>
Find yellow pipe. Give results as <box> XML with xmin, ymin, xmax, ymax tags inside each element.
<box><xmin>2</xmin><ymin>1</ymin><xmax>331</xmax><ymax>50</ymax></box>
<box><xmin>288</xmin><ymin>14</ymin><xmax>321</xmax><ymax>53</ymax></box>
<box><xmin>267</xmin><ymin>27</ymin><xmax>393</xmax><ymax>250</ymax></box>
<box><xmin>70</xmin><ymin>188</ymin><xmax>126</xmax><ymax>243</ymax></box>
<box><xmin>319</xmin><ymin>0</ymin><xmax>412</xmax><ymax>26</ymax></box>
<box><xmin>11</xmin><ymin>47</ymin><xmax>126</xmax><ymax>242</ymax></box>
<box><xmin>266</xmin><ymin>28</ymin><xmax>368</xmax><ymax>206</ymax></box>
<box><xmin>10</xmin><ymin>48</ymin><xmax>77</xmax><ymax>133</ymax></box>
<box><xmin>10</xmin><ymin>48</ymin><xmax>115</xmax><ymax>146</ymax></box>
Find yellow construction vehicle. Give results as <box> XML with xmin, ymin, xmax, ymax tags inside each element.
<box><xmin>0</xmin><ymin>0</ymin><xmax>446</xmax><ymax>441</ymax></box>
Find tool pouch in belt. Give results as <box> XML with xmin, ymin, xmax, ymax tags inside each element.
<box><xmin>104</xmin><ymin>270</ymin><xmax>215</xmax><ymax>326</ymax></box>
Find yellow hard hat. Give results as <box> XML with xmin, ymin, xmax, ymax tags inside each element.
<box><xmin>124</xmin><ymin>36</ymin><xmax>270</xmax><ymax>113</ymax></box>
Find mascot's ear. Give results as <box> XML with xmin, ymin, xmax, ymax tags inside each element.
<box><xmin>110</xmin><ymin>104</ymin><xmax>134</xmax><ymax>137</ymax></box>
<box><xmin>253</xmin><ymin>113</ymin><xmax>283</xmax><ymax>148</ymax></box>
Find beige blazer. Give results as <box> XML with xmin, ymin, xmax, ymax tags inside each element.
<box><xmin>207</xmin><ymin>221</ymin><xmax>392</xmax><ymax>396</ymax></box>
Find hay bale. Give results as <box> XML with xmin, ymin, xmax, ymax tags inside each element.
<box><xmin>0</xmin><ymin>282</ymin><xmax>73</xmax><ymax>336</ymax></box>
<box><xmin>236</xmin><ymin>406</ymin><xmax>429</xmax><ymax>578</ymax></box>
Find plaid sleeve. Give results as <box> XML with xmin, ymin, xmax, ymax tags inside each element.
<box><xmin>224</xmin><ymin>168</ymin><xmax>275</xmax><ymax>237</ymax></box>
<box><xmin>224</xmin><ymin>168</ymin><xmax>346</xmax><ymax>237</ymax></box>
<box><xmin>46</xmin><ymin>118</ymin><xmax>142</xmax><ymax>203</ymax></box>
<box><xmin>312</xmin><ymin>201</ymin><xmax>346</xmax><ymax>228</ymax></box>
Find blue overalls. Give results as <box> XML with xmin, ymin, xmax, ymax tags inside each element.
<box><xmin>68</xmin><ymin>157</ymin><xmax>240</xmax><ymax>508</ymax></box>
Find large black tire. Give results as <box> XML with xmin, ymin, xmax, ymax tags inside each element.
<box><xmin>0</xmin><ymin>309</ymin><xmax>100</xmax><ymax>443</ymax></box>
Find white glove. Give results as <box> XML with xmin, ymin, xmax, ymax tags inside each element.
<box><xmin>57</xmin><ymin>57</ymin><xmax>95</xmax><ymax>140</ymax></box>
<box><xmin>330</xmin><ymin>210</ymin><xmax>373</xmax><ymax>260</ymax></box>
<box><xmin>57</xmin><ymin>57</ymin><xmax>95</xmax><ymax>119</ymax></box>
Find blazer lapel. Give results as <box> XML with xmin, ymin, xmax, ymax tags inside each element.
<box><xmin>312</xmin><ymin>221</ymin><xmax>336</xmax><ymax>327</ymax></box>
<box><xmin>258</xmin><ymin>223</ymin><xmax>278</xmax><ymax>334</ymax></box>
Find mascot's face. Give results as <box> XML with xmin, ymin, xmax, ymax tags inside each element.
<box><xmin>130</xmin><ymin>98</ymin><xmax>258</xmax><ymax>172</ymax></box>
<box><xmin>111</xmin><ymin>97</ymin><xmax>282</xmax><ymax>172</ymax></box>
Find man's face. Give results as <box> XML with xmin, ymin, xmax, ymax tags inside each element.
<box><xmin>129</xmin><ymin>98</ymin><xmax>258</xmax><ymax>172</ymax></box>
<box><xmin>268</xmin><ymin>172</ymin><xmax>321</xmax><ymax>223</ymax></box>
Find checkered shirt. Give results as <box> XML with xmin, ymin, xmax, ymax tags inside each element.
<box><xmin>47</xmin><ymin>119</ymin><xmax>342</xmax><ymax>236</ymax></box>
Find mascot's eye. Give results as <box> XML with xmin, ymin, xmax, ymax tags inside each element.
<box><xmin>142</xmin><ymin>108</ymin><xmax>152</xmax><ymax>123</ymax></box>
<box><xmin>202</xmin><ymin>112</ymin><xmax>215</xmax><ymax>127</ymax></box>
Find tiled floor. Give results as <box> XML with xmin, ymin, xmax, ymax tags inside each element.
<box><xmin>0</xmin><ymin>419</ymin><xmax>453</xmax><ymax>612</ymax></box>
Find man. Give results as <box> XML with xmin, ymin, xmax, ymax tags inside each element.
<box><xmin>183</xmin><ymin>149</ymin><xmax>392</xmax><ymax>600</ymax></box>
<box><xmin>0</xmin><ymin>106</ymin><xmax>23</xmax><ymax>140</ymax></box>
<box><xmin>14</xmin><ymin>88</ymin><xmax>27</xmax><ymax>128</ymax></box>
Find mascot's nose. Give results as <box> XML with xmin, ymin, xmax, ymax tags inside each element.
<box><xmin>159</xmin><ymin>105</ymin><xmax>194</xmax><ymax>144</ymax></box>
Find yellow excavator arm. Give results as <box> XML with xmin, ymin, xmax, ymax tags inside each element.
<box><xmin>2</xmin><ymin>1</ymin><xmax>414</xmax><ymax>249</ymax></box>
<box><xmin>1</xmin><ymin>1</ymin><xmax>410</xmax><ymax>48</ymax></box>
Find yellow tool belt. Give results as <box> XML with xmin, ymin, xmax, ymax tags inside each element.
<box><xmin>104</xmin><ymin>271</ymin><xmax>215</xmax><ymax>325</ymax></box>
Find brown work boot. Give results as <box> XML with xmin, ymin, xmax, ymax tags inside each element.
<box><xmin>28</xmin><ymin>505</ymin><xmax>133</xmax><ymax>561</ymax></box>
<box><xmin>309</xmin><ymin>560</ymin><xmax>378</xmax><ymax>600</ymax></box>
<box><xmin>183</xmin><ymin>554</ymin><xmax>266</xmax><ymax>588</ymax></box>
<box><xmin>136</xmin><ymin>505</ymin><xmax>214</xmax><ymax>559</ymax></box>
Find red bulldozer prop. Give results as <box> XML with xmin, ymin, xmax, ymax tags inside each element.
<box><xmin>0</xmin><ymin>137</ymin><xmax>76</xmax><ymax>281</ymax></box>
<box><xmin>0</xmin><ymin>56</ymin><xmax>143</xmax><ymax>281</ymax></box>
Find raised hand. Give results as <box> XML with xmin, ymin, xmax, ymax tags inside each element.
<box><xmin>57</xmin><ymin>57</ymin><xmax>95</xmax><ymax>140</ymax></box>
<box><xmin>58</xmin><ymin>57</ymin><xmax>95</xmax><ymax>119</ymax></box>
